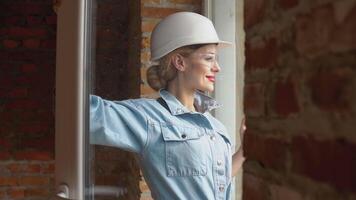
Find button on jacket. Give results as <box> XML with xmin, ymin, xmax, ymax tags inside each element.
<box><xmin>90</xmin><ymin>89</ymin><xmax>233</xmax><ymax>200</ymax></box>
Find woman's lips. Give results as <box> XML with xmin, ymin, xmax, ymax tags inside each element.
<box><xmin>206</xmin><ymin>76</ymin><xmax>215</xmax><ymax>82</ymax></box>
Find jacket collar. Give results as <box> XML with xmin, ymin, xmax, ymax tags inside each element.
<box><xmin>159</xmin><ymin>89</ymin><xmax>221</xmax><ymax>115</ymax></box>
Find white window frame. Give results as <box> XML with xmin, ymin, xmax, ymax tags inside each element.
<box><xmin>204</xmin><ymin>1</ymin><xmax>245</xmax><ymax>200</ymax></box>
<box><xmin>55</xmin><ymin>0</ymin><xmax>87</xmax><ymax>199</ymax></box>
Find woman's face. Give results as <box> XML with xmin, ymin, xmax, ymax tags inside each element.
<box><xmin>181</xmin><ymin>44</ymin><xmax>220</xmax><ymax>93</ymax></box>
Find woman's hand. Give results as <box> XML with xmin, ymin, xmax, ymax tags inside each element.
<box><xmin>239</xmin><ymin>117</ymin><xmax>246</xmax><ymax>154</ymax></box>
<box><xmin>231</xmin><ymin>117</ymin><xmax>247</xmax><ymax>177</ymax></box>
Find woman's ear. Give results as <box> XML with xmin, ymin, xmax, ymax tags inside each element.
<box><xmin>171</xmin><ymin>54</ymin><xmax>187</xmax><ymax>72</ymax></box>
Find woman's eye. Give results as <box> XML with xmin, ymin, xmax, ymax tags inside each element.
<box><xmin>205</xmin><ymin>57</ymin><xmax>214</xmax><ymax>61</ymax></box>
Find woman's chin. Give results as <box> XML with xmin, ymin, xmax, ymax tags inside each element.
<box><xmin>199</xmin><ymin>86</ymin><xmax>214</xmax><ymax>93</ymax></box>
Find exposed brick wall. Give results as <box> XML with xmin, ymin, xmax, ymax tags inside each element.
<box><xmin>0</xmin><ymin>0</ymin><xmax>205</xmax><ymax>199</ymax></box>
<box><xmin>0</xmin><ymin>0</ymin><xmax>56</xmax><ymax>199</ymax></box>
<box><xmin>92</xmin><ymin>1</ymin><xmax>141</xmax><ymax>200</ymax></box>
<box><xmin>243</xmin><ymin>0</ymin><xmax>356</xmax><ymax>199</ymax></box>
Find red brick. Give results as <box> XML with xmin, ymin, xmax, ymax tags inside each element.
<box><xmin>14</xmin><ymin>151</ymin><xmax>52</xmax><ymax>161</ymax></box>
<box><xmin>8</xmin><ymin>88</ymin><xmax>28</xmax><ymax>98</ymax></box>
<box><xmin>0</xmin><ymin>111</ymin><xmax>13</xmax><ymax>121</ymax></box>
<box><xmin>18</xmin><ymin>176</ymin><xmax>49</xmax><ymax>186</ymax></box>
<box><xmin>0</xmin><ymin>190</ymin><xmax>5</xmax><ymax>198</ymax></box>
<box><xmin>7</xmin><ymin>163</ymin><xmax>41</xmax><ymax>174</ymax></box>
<box><xmin>8</xmin><ymin>188</ymin><xmax>25</xmax><ymax>199</ymax></box>
<box><xmin>0</xmin><ymin>16</ymin><xmax>24</xmax><ymax>25</ymax></box>
<box><xmin>95</xmin><ymin>147</ymin><xmax>132</xmax><ymax>161</ymax></box>
<box><xmin>26</xmin><ymin>16</ymin><xmax>43</xmax><ymax>26</ymax></box>
<box><xmin>0</xmin><ymin>49</ymin><xmax>55</xmax><ymax>62</ymax></box>
<box><xmin>244</xmin><ymin>130</ymin><xmax>288</xmax><ymax>170</ymax></box>
<box><xmin>244</xmin><ymin>83</ymin><xmax>265</xmax><ymax>117</ymax></box>
<box><xmin>243</xmin><ymin>173</ymin><xmax>269</xmax><ymax>200</ymax></box>
<box><xmin>22</xmin><ymin>64</ymin><xmax>37</xmax><ymax>73</ymax></box>
<box><xmin>95</xmin><ymin>175</ymin><xmax>122</xmax><ymax>185</ymax></box>
<box><xmin>279</xmin><ymin>0</ymin><xmax>299</xmax><ymax>9</ymax></box>
<box><xmin>96</xmin><ymin>2</ymin><xmax>130</xmax><ymax>25</ymax></box>
<box><xmin>0</xmin><ymin>3</ymin><xmax>50</xmax><ymax>15</ymax></box>
<box><xmin>291</xmin><ymin>135</ymin><xmax>356</xmax><ymax>191</ymax></box>
<box><xmin>25</xmin><ymin>188</ymin><xmax>49</xmax><ymax>197</ymax></box>
<box><xmin>45</xmin><ymin>15</ymin><xmax>57</xmax><ymax>25</ymax></box>
<box><xmin>0</xmin><ymin>88</ymin><xmax>6</xmax><ymax>98</ymax></box>
<box><xmin>0</xmin><ymin>177</ymin><xmax>17</xmax><ymax>186</ymax></box>
<box><xmin>5</xmin><ymin>100</ymin><xmax>40</xmax><ymax>110</ymax></box>
<box><xmin>273</xmin><ymin>78</ymin><xmax>299</xmax><ymax>116</ymax></box>
<box><xmin>142</xmin><ymin>7</ymin><xmax>182</xmax><ymax>18</ymax></box>
<box><xmin>41</xmin><ymin>163</ymin><xmax>54</xmax><ymax>174</ymax></box>
<box><xmin>330</xmin><ymin>4</ymin><xmax>356</xmax><ymax>52</ymax></box>
<box><xmin>309</xmin><ymin>67</ymin><xmax>352</xmax><ymax>111</ymax></box>
<box><xmin>0</xmin><ymin>152</ymin><xmax>12</xmax><ymax>160</ymax></box>
<box><xmin>20</xmin><ymin>137</ymin><xmax>54</xmax><ymax>151</ymax></box>
<box><xmin>19</xmin><ymin>122</ymin><xmax>50</xmax><ymax>134</ymax></box>
<box><xmin>244</xmin><ymin>0</ymin><xmax>267</xmax><ymax>28</ymax></box>
<box><xmin>0</xmin><ymin>76</ymin><xmax>14</xmax><ymax>87</ymax></box>
<box><xmin>1</xmin><ymin>27</ymin><xmax>47</xmax><ymax>38</ymax></box>
<box><xmin>295</xmin><ymin>5</ymin><xmax>334</xmax><ymax>59</ymax></box>
<box><xmin>41</xmin><ymin>39</ymin><xmax>56</xmax><ymax>49</ymax></box>
<box><xmin>0</xmin><ymin>111</ymin><xmax>44</xmax><ymax>122</ymax></box>
<box><xmin>142</xmin><ymin>20</ymin><xmax>158</xmax><ymax>33</ymax></box>
<box><xmin>0</xmin><ymin>139</ymin><xmax>12</xmax><ymax>149</ymax></box>
<box><xmin>23</xmin><ymin>39</ymin><xmax>41</xmax><ymax>49</ymax></box>
<box><xmin>3</xmin><ymin>39</ymin><xmax>20</xmax><ymax>49</ymax></box>
<box><xmin>246</xmin><ymin>38</ymin><xmax>278</xmax><ymax>70</ymax></box>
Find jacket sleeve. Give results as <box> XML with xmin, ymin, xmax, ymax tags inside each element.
<box><xmin>90</xmin><ymin>95</ymin><xmax>148</xmax><ymax>154</ymax></box>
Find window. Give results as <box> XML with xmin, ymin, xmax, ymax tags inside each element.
<box><xmin>55</xmin><ymin>0</ymin><xmax>244</xmax><ymax>199</ymax></box>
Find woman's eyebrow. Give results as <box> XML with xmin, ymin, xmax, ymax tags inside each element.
<box><xmin>200</xmin><ymin>52</ymin><xmax>216</xmax><ymax>55</ymax></box>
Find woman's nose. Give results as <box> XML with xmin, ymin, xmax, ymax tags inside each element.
<box><xmin>212</xmin><ymin>61</ymin><xmax>221</xmax><ymax>72</ymax></box>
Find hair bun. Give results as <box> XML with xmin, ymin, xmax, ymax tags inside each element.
<box><xmin>146</xmin><ymin>65</ymin><xmax>165</xmax><ymax>91</ymax></box>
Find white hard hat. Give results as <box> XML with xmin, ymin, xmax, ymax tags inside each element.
<box><xmin>150</xmin><ymin>12</ymin><xmax>231</xmax><ymax>61</ymax></box>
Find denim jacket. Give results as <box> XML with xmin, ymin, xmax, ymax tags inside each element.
<box><xmin>90</xmin><ymin>89</ymin><xmax>233</xmax><ymax>200</ymax></box>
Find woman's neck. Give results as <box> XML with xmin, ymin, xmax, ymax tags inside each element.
<box><xmin>167</xmin><ymin>80</ymin><xmax>196</xmax><ymax>112</ymax></box>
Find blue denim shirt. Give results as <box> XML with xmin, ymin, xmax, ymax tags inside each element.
<box><xmin>90</xmin><ymin>89</ymin><xmax>233</xmax><ymax>200</ymax></box>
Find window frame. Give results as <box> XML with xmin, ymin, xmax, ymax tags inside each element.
<box><xmin>55</xmin><ymin>0</ymin><xmax>244</xmax><ymax>199</ymax></box>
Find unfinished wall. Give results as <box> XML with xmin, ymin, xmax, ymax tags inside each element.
<box><xmin>92</xmin><ymin>0</ymin><xmax>142</xmax><ymax>199</ymax></box>
<box><xmin>0</xmin><ymin>1</ymin><xmax>56</xmax><ymax>199</ymax></box>
<box><xmin>243</xmin><ymin>0</ymin><xmax>356</xmax><ymax>199</ymax></box>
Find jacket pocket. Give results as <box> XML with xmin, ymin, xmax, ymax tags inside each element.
<box><xmin>161</xmin><ymin>123</ymin><xmax>208</xmax><ymax>177</ymax></box>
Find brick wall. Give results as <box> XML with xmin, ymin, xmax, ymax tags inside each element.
<box><xmin>0</xmin><ymin>0</ymin><xmax>204</xmax><ymax>199</ymax></box>
<box><xmin>243</xmin><ymin>0</ymin><xmax>356</xmax><ymax>199</ymax></box>
<box><xmin>92</xmin><ymin>1</ymin><xmax>141</xmax><ymax>200</ymax></box>
<box><xmin>0</xmin><ymin>1</ymin><xmax>56</xmax><ymax>199</ymax></box>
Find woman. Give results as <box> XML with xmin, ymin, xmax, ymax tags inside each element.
<box><xmin>90</xmin><ymin>12</ymin><xmax>246</xmax><ymax>200</ymax></box>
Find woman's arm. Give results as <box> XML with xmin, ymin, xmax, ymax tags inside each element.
<box><xmin>231</xmin><ymin>118</ymin><xmax>246</xmax><ymax>177</ymax></box>
<box><xmin>90</xmin><ymin>95</ymin><xmax>148</xmax><ymax>154</ymax></box>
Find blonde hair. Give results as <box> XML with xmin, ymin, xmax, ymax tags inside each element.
<box><xmin>146</xmin><ymin>44</ymin><xmax>204</xmax><ymax>91</ymax></box>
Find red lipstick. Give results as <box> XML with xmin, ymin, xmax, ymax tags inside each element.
<box><xmin>206</xmin><ymin>75</ymin><xmax>215</xmax><ymax>82</ymax></box>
